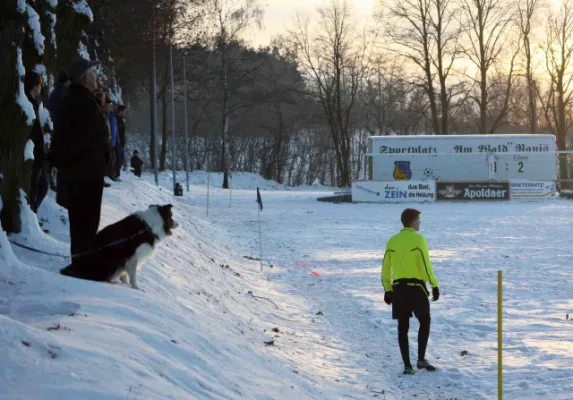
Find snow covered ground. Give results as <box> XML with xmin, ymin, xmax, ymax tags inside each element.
<box><xmin>1</xmin><ymin>170</ymin><xmax>572</xmax><ymax>399</ymax></box>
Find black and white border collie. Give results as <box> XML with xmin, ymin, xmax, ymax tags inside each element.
<box><xmin>60</xmin><ymin>204</ymin><xmax>178</xmax><ymax>290</ymax></box>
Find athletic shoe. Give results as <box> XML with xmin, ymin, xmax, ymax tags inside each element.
<box><xmin>403</xmin><ymin>366</ymin><xmax>416</xmax><ymax>375</ymax></box>
<box><xmin>417</xmin><ymin>359</ymin><xmax>436</xmax><ymax>371</ymax></box>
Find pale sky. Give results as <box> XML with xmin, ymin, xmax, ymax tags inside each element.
<box><xmin>241</xmin><ymin>0</ymin><xmax>377</xmax><ymax>47</ymax></box>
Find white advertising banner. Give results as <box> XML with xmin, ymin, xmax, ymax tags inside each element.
<box><xmin>352</xmin><ymin>181</ymin><xmax>436</xmax><ymax>203</ymax></box>
<box><xmin>509</xmin><ymin>180</ymin><xmax>557</xmax><ymax>198</ymax></box>
<box><xmin>368</xmin><ymin>134</ymin><xmax>557</xmax><ymax>182</ymax></box>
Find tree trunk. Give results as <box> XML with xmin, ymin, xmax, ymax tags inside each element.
<box><xmin>220</xmin><ymin>45</ymin><xmax>230</xmax><ymax>189</ymax></box>
<box><xmin>160</xmin><ymin>85</ymin><xmax>167</xmax><ymax>171</ymax></box>
<box><xmin>0</xmin><ymin>6</ymin><xmax>30</xmax><ymax>233</ymax></box>
<box><xmin>274</xmin><ymin>101</ymin><xmax>284</xmax><ymax>184</ymax></box>
<box><xmin>38</xmin><ymin>0</ymin><xmax>57</xmax><ymax>89</ymax></box>
<box><xmin>424</xmin><ymin>53</ymin><xmax>441</xmax><ymax>135</ymax></box>
<box><xmin>56</xmin><ymin>1</ymin><xmax>90</xmax><ymax>72</ymax></box>
<box><xmin>149</xmin><ymin>74</ymin><xmax>156</xmax><ymax>169</ymax></box>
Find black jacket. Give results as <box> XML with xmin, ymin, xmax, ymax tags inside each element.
<box><xmin>48</xmin><ymin>83</ymin><xmax>68</xmax><ymax>120</ymax></box>
<box><xmin>51</xmin><ymin>84</ymin><xmax>111</xmax><ymax>182</ymax></box>
<box><xmin>130</xmin><ymin>155</ymin><xmax>143</xmax><ymax>170</ymax></box>
<box><xmin>28</xmin><ymin>96</ymin><xmax>46</xmax><ymax>169</ymax></box>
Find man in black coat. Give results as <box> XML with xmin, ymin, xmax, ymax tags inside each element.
<box><xmin>51</xmin><ymin>58</ymin><xmax>110</xmax><ymax>260</ymax></box>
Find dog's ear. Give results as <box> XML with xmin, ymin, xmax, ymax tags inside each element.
<box><xmin>162</xmin><ymin>204</ymin><xmax>173</xmax><ymax>210</ymax></box>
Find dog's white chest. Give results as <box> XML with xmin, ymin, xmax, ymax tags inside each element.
<box><xmin>134</xmin><ymin>243</ymin><xmax>154</xmax><ymax>263</ymax></box>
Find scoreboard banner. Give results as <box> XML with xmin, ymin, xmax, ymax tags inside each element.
<box><xmin>436</xmin><ymin>181</ymin><xmax>510</xmax><ymax>201</ymax></box>
<box><xmin>368</xmin><ymin>134</ymin><xmax>557</xmax><ymax>182</ymax></box>
<box><xmin>509</xmin><ymin>181</ymin><xmax>557</xmax><ymax>198</ymax></box>
<box><xmin>352</xmin><ymin>181</ymin><xmax>436</xmax><ymax>203</ymax></box>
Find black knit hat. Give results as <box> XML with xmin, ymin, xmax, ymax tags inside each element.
<box><xmin>68</xmin><ymin>57</ymin><xmax>100</xmax><ymax>82</ymax></box>
<box><xmin>24</xmin><ymin>71</ymin><xmax>42</xmax><ymax>93</ymax></box>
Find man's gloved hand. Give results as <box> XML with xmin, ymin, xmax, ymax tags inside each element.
<box><xmin>432</xmin><ymin>286</ymin><xmax>440</xmax><ymax>301</ymax></box>
<box><xmin>384</xmin><ymin>291</ymin><xmax>393</xmax><ymax>305</ymax></box>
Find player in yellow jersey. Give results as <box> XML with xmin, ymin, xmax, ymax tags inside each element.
<box><xmin>382</xmin><ymin>208</ymin><xmax>440</xmax><ymax>375</ymax></box>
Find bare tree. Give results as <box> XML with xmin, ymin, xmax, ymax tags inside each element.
<box><xmin>206</xmin><ymin>0</ymin><xmax>263</xmax><ymax>188</ymax></box>
<box><xmin>539</xmin><ymin>0</ymin><xmax>573</xmax><ymax>157</ymax></box>
<box><xmin>460</xmin><ymin>0</ymin><xmax>517</xmax><ymax>133</ymax></box>
<box><xmin>384</xmin><ymin>0</ymin><xmax>461</xmax><ymax>134</ymax></box>
<box><xmin>517</xmin><ymin>0</ymin><xmax>540</xmax><ymax>132</ymax></box>
<box><xmin>290</xmin><ymin>0</ymin><xmax>370</xmax><ymax>187</ymax></box>
<box><xmin>0</xmin><ymin>3</ymin><xmax>28</xmax><ymax>233</ymax></box>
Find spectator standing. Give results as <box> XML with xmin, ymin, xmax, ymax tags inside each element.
<box><xmin>51</xmin><ymin>58</ymin><xmax>110</xmax><ymax>260</ymax></box>
<box><xmin>115</xmin><ymin>105</ymin><xmax>127</xmax><ymax>180</ymax></box>
<box><xmin>104</xmin><ymin>98</ymin><xmax>118</xmax><ymax>181</ymax></box>
<box><xmin>24</xmin><ymin>71</ymin><xmax>49</xmax><ymax>214</ymax></box>
<box><xmin>48</xmin><ymin>71</ymin><xmax>70</xmax><ymax>117</ymax></box>
<box><xmin>130</xmin><ymin>150</ymin><xmax>143</xmax><ymax>177</ymax></box>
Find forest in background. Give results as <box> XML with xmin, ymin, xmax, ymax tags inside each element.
<box><xmin>2</xmin><ymin>0</ymin><xmax>573</xmax><ymax>233</ymax></box>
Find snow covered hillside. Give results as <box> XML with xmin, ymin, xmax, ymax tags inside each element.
<box><xmin>1</xmin><ymin>170</ymin><xmax>572</xmax><ymax>399</ymax></box>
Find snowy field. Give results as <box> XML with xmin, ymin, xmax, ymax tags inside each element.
<box><xmin>1</xmin><ymin>170</ymin><xmax>572</xmax><ymax>400</ymax></box>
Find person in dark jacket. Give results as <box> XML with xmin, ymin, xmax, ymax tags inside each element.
<box><xmin>25</xmin><ymin>71</ymin><xmax>49</xmax><ymax>214</ymax></box>
<box><xmin>48</xmin><ymin>70</ymin><xmax>70</xmax><ymax>198</ymax></box>
<box><xmin>130</xmin><ymin>150</ymin><xmax>143</xmax><ymax>177</ymax></box>
<box><xmin>104</xmin><ymin>98</ymin><xmax>119</xmax><ymax>181</ymax></box>
<box><xmin>115</xmin><ymin>105</ymin><xmax>127</xmax><ymax>180</ymax></box>
<box><xmin>51</xmin><ymin>58</ymin><xmax>110</xmax><ymax>260</ymax></box>
<box><xmin>48</xmin><ymin>71</ymin><xmax>69</xmax><ymax>118</ymax></box>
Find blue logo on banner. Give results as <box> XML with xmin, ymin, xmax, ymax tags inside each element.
<box><xmin>393</xmin><ymin>161</ymin><xmax>412</xmax><ymax>180</ymax></box>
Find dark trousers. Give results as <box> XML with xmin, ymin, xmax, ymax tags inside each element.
<box><xmin>115</xmin><ymin>146</ymin><xmax>124</xmax><ymax>178</ymax></box>
<box><xmin>398</xmin><ymin>316</ymin><xmax>431</xmax><ymax>368</ymax></box>
<box><xmin>392</xmin><ymin>283</ymin><xmax>431</xmax><ymax>367</ymax></box>
<box><xmin>30</xmin><ymin>165</ymin><xmax>49</xmax><ymax>213</ymax></box>
<box><xmin>68</xmin><ymin>177</ymin><xmax>104</xmax><ymax>259</ymax></box>
<box><xmin>106</xmin><ymin>148</ymin><xmax>116</xmax><ymax>180</ymax></box>
<box><xmin>56</xmin><ymin>169</ymin><xmax>69</xmax><ymax>209</ymax></box>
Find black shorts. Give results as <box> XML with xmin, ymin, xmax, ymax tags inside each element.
<box><xmin>392</xmin><ymin>284</ymin><xmax>430</xmax><ymax>320</ymax></box>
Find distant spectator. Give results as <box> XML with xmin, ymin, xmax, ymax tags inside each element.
<box><xmin>130</xmin><ymin>150</ymin><xmax>143</xmax><ymax>177</ymax></box>
<box><xmin>104</xmin><ymin>97</ymin><xmax>118</xmax><ymax>181</ymax></box>
<box><xmin>115</xmin><ymin>105</ymin><xmax>127</xmax><ymax>180</ymax></box>
<box><xmin>51</xmin><ymin>58</ymin><xmax>110</xmax><ymax>260</ymax></box>
<box><xmin>25</xmin><ymin>71</ymin><xmax>49</xmax><ymax>214</ymax></box>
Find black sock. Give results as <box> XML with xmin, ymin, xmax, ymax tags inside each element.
<box><xmin>398</xmin><ymin>318</ymin><xmax>411</xmax><ymax>368</ymax></box>
<box><xmin>417</xmin><ymin>316</ymin><xmax>431</xmax><ymax>361</ymax></box>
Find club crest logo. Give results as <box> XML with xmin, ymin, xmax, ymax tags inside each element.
<box><xmin>393</xmin><ymin>161</ymin><xmax>412</xmax><ymax>180</ymax></box>
<box><xmin>438</xmin><ymin>184</ymin><xmax>462</xmax><ymax>198</ymax></box>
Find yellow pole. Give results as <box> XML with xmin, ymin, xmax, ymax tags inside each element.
<box><xmin>207</xmin><ymin>172</ymin><xmax>210</xmax><ymax>216</ymax></box>
<box><xmin>498</xmin><ymin>270</ymin><xmax>503</xmax><ymax>400</ymax></box>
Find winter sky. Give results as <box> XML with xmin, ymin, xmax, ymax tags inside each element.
<box><xmin>242</xmin><ymin>0</ymin><xmax>377</xmax><ymax>47</ymax></box>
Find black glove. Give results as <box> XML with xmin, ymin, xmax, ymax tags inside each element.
<box><xmin>384</xmin><ymin>291</ymin><xmax>393</xmax><ymax>305</ymax></box>
<box><xmin>432</xmin><ymin>286</ymin><xmax>440</xmax><ymax>302</ymax></box>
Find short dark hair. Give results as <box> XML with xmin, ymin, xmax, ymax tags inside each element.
<box><xmin>117</xmin><ymin>105</ymin><xmax>126</xmax><ymax>112</ymax></box>
<box><xmin>401</xmin><ymin>208</ymin><xmax>421</xmax><ymax>227</ymax></box>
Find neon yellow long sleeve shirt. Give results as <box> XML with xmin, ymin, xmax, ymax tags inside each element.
<box><xmin>382</xmin><ymin>228</ymin><xmax>439</xmax><ymax>292</ymax></box>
